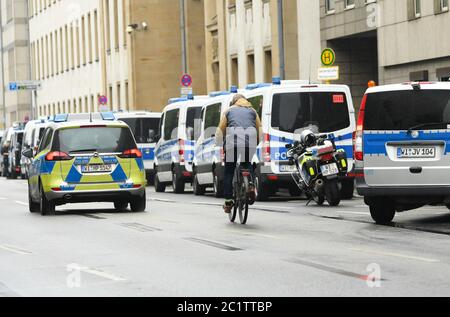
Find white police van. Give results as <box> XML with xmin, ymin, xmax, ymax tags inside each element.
<box><xmin>243</xmin><ymin>78</ymin><xmax>356</xmax><ymax>201</ymax></box>
<box><xmin>192</xmin><ymin>88</ymin><xmax>244</xmax><ymax>197</ymax></box>
<box><xmin>115</xmin><ymin>111</ymin><xmax>162</xmax><ymax>184</ymax></box>
<box><xmin>154</xmin><ymin>95</ymin><xmax>208</xmax><ymax>193</ymax></box>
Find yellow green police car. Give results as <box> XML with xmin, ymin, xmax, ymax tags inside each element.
<box><xmin>23</xmin><ymin>119</ymin><xmax>147</xmax><ymax>215</ymax></box>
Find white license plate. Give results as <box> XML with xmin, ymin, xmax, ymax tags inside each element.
<box><xmin>82</xmin><ymin>164</ymin><xmax>112</xmax><ymax>173</ymax></box>
<box><xmin>397</xmin><ymin>147</ymin><xmax>436</xmax><ymax>158</ymax></box>
<box><xmin>320</xmin><ymin>163</ymin><xmax>339</xmax><ymax>177</ymax></box>
<box><xmin>280</xmin><ymin>165</ymin><xmax>296</xmax><ymax>172</ymax></box>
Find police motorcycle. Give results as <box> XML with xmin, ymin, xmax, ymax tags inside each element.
<box><xmin>286</xmin><ymin>130</ymin><xmax>348</xmax><ymax>206</ymax></box>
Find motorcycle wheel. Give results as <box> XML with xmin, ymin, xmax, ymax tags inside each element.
<box><xmin>325</xmin><ymin>179</ymin><xmax>341</xmax><ymax>207</ymax></box>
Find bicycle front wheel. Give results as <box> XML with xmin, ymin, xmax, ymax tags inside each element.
<box><xmin>239</xmin><ymin>176</ymin><xmax>249</xmax><ymax>225</ymax></box>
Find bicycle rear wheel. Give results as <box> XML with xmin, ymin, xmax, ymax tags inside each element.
<box><xmin>229</xmin><ymin>170</ymin><xmax>239</xmax><ymax>223</ymax></box>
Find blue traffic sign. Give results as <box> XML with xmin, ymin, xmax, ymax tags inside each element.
<box><xmin>9</xmin><ymin>82</ymin><xmax>17</xmax><ymax>91</ymax></box>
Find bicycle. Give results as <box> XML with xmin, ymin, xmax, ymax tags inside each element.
<box><xmin>229</xmin><ymin>164</ymin><xmax>253</xmax><ymax>225</ymax></box>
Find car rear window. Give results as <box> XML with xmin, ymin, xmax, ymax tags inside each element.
<box><xmin>120</xmin><ymin>118</ymin><xmax>160</xmax><ymax>143</ymax></box>
<box><xmin>186</xmin><ymin>107</ymin><xmax>203</xmax><ymax>140</ymax></box>
<box><xmin>53</xmin><ymin>127</ymin><xmax>136</xmax><ymax>154</ymax></box>
<box><xmin>271</xmin><ymin>92</ymin><xmax>351</xmax><ymax>133</ymax></box>
<box><xmin>364</xmin><ymin>90</ymin><xmax>450</xmax><ymax>130</ymax></box>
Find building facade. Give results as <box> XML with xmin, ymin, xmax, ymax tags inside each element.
<box><xmin>0</xmin><ymin>0</ymin><xmax>32</xmax><ymax>128</ymax></box>
<box><xmin>28</xmin><ymin>0</ymin><xmax>207</xmax><ymax>117</ymax></box>
<box><xmin>321</xmin><ymin>0</ymin><xmax>450</xmax><ymax>108</ymax></box>
<box><xmin>204</xmin><ymin>0</ymin><xmax>322</xmax><ymax>92</ymax></box>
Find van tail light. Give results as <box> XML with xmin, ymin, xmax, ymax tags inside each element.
<box><xmin>45</xmin><ymin>151</ymin><xmax>73</xmax><ymax>161</ymax></box>
<box><xmin>354</xmin><ymin>94</ymin><xmax>367</xmax><ymax>161</ymax></box>
<box><xmin>119</xmin><ymin>149</ymin><xmax>143</xmax><ymax>159</ymax></box>
<box><xmin>262</xmin><ymin>133</ymin><xmax>271</xmax><ymax>163</ymax></box>
<box><xmin>179</xmin><ymin>139</ymin><xmax>185</xmax><ymax>163</ymax></box>
<box><xmin>320</xmin><ymin>153</ymin><xmax>334</xmax><ymax>162</ymax></box>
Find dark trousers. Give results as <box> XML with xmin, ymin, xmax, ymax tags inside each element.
<box><xmin>223</xmin><ymin>147</ymin><xmax>255</xmax><ymax>200</ymax></box>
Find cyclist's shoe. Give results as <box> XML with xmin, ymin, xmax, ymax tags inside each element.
<box><xmin>223</xmin><ymin>200</ymin><xmax>234</xmax><ymax>214</ymax></box>
<box><xmin>247</xmin><ymin>184</ymin><xmax>256</xmax><ymax>206</ymax></box>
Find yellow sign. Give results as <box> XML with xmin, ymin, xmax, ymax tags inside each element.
<box><xmin>321</xmin><ymin>48</ymin><xmax>336</xmax><ymax>67</ymax></box>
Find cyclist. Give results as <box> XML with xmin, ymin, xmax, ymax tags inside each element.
<box><xmin>216</xmin><ymin>94</ymin><xmax>262</xmax><ymax>213</ymax></box>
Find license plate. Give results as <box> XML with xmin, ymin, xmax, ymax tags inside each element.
<box><xmin>397</xmin><ymin>147</ymin><xmax>436</xmax><ymax>158</ymax></box>
<box><xmin>81</xmin><ymin>164</ymin><xmax>112</xmax><ymax>173</ymax></box>
<box><xmin>320</xmin><ymin>163</ymin><xmax>339</xmax><ymax>177</ymax></box>
<box><xmin>280</xmin><ymin>165</ymin><xmax>296</xmax><ymax>173</ymax></box>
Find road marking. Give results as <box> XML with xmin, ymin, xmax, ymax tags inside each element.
<box><xmin>78</xmin><ymin>266</ymin><xmax>126</xmax><ymax>282</ymax></box>
<box><xmin>0</xmin><ymin>197</ymin><xmax>7</xmax><ymax>200</ymax></box>
<box><xmin>14</xmin><ymin>201</ymin><xmax>28</xmax><ymax>206</ymax></box>
<box><xmin>185</xmin><ymin>237</ymin><xmax>242</xmax><ymax>251</ymax></box>
<box><xmin>337</xmin><ymin>210</ymin><xmax>368</xmax><ymax>216</ymax></box>
<box><xmin>288</xmin><ymin>258</ymin><xmax>386</xmax><ymax>282</ymax></box>
<box><xmin>120</xmin><ymin>223</ymin><xmax>162</xmax><ymax>232</ymax></box>
<box><xmin>350</xmin><ymin>248</ymin><xmax>439</xmax><ymax>263</ymax></box>
<box><xmin>224</xmin><ymin>230</ymin><xmax>281</xmax><ymax>240</ymax></box>
<box><xmin>81</xmin><ymin>214</ymin><xmax>107</xmax><ymax>220</ymax></box>
<box><xmin>0</xmin><ymin>244</ymin><xmax>32</xmax><ymax>255</ymax></box>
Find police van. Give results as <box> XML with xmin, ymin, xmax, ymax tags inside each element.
<box><xmin>115</xmin><ymin>111</ymin><xmax>162</xmax><ymax>184</ymax></box>
<box><xmin>355</xmin><ymin>82</ymin><xmax>450</xmax><ymax>224</ymax></box>
<box><xmin>154</xmin><ymin>95</ymin><xmax>208</xmax><ymax>193</ymax></box>
<box><xmin>243</xmin><ymin>78</ymin><xmax>356</xmax><ymax>201</ymax></box>
<box><xmin>192</xmin><ymin>88</ymin><xmax>243</xmax><ymax>197</ymax></box>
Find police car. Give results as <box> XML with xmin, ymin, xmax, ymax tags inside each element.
<box><xmin>154</xmin><ymin>95</ymin><xmax>208</xmax><ymax>194</ymax></box>
<box><xmin>193</xmin><ymin>88</ymin><xmax>243</xmax><ymax>197</ymax></box>
<box><xmin>114</xmin><ymin>112</ymin><xmax>162</xmax><ymax>184</ymax></box>
<box><xmin>243</xmin><ymin>78</ymin><xmax>356</xmax><ymax>201</ymax></box>
<box><xmin>355</xmin><ymin>82</ymin><xmax>450</xmax><ymax>224</ymax></box>
<box><xmin>23</xmin><ymin>119</ymin><xmax>147</xmax><ymax>215</ymax></box>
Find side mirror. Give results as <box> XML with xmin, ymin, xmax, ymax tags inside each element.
<box><xmin>22</xmin><ymin>148</ymin><xmax>34</xmax><ymax>159</ymax></box>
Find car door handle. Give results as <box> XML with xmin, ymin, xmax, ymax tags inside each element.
<box><xmin>410</xmin><ymin>167</ymin><xmax>423</xmax><ymax>174</ymax></box>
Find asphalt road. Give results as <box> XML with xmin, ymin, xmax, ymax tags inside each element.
<box><xmin>1</xmin><ymin>177</ymin><xmax>450</xmax><ymax>297</ymax></box>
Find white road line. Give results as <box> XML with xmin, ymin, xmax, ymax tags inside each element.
<box><xmin>351</xmin><ymin>248</ymin><xmax>439</xmax><ymax>263</ymax></box>
<box><xmin>0</xmin><ymin>197</ymin><xmax>6</xmax><ymax>200</ymax></box>
<box><xmin>225</xmin><ymin>230</ymin><xmax>282</xmax><ymax>240</ymax></box>
<box><xmin>255</xmin><ymin>205</ymin><xmax>294</xmax><ymax>211</ymax></box>
<box><xmin>78</xmin><ymin>267</ymin><xmax>126</xmax><ymax>282</ymax></box>
<box><xmin>14</xmin><ymin>201</ymin><xmax>28</xmax><ymax>206</ymax></box>
<box><xmin>0</xmin><ymin>244</ymin><xmax>32</xmax><ymax>255</ymax></box>
<box><xmin>337</xmin><ymin>211</ymin><xmax>368</xmax><ymax>216</ymax></box>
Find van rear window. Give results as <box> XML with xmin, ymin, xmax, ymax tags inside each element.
<box><xmin>364</xmin><ymin>90</ymin><xmax>450</xmax><ymax>130</ymax></box>
<box><xmin>271</xmin><ymin>92</ymin><xmax>350</xmax><ymax>133</ymax></box>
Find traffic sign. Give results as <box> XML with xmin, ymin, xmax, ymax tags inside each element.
<box><xmin>321</xmin><ymin>48</ymin><xmax>336</xmax><ymax>67</ymax></box>
<box><xmin>181</xmin><ymin>74</ymin><xmax>193</xmax><ymax>87</ymax></box>
<box><xmin>98</xmin><ymin>95</ymin><xmax>108</xmax><ymax>105</ymax></box>
<box><xmin>318</xmin><ymin>66</ymin><xmax>340</xmax><ymax>81</ymax></box>
<box><xmin>8</xmin><ymin>81</ymin><xmax>42</xmax><ymax>91</ymax></box>
<box><xmin>181</xmin><ymin>87</ymin><xmax>193</xmax><ymax>97</ymax></box>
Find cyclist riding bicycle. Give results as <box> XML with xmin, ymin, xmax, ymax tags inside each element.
<box><xmin>216</xmin><ymin>94</ymin><xmax>262</xmax><ymax>213</ymax></box>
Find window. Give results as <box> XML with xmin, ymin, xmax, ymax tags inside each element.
<box><xmin>120</xmin><ymin>118</ymin><xmax>161</xmax><ymax>144</ymax></box>
<box><xmin>345</xmin><ymin>0</ymin><xmax>355</xmax><ymax>9</ymax></box>
<box><xmin>94</xmin><ymin>10</ymin><xmax>99</xmax><ymax>61</ymax></box>
<box><xmin>248</xmin><ymin>95</ymin><xmax>264</xmax><ymax>118</ymax></box>
<box><xmin>271</xmin><ymin>92</ymin><xmax>350</xmax><ymax>133</ymax></box>
<box><xmin>163</xmin><ymin>109</ymin><xmax>180</xmax><ymax>140</ymax></box>
<box><xmin>87</xmin><ymin>13</ymin><xmax>93</xmax><ymax>63</ymax></box>
<box><xmin>325</xmin><ymin>0</ymin><xmax>335</xmax><ymax>13</ymax></box>
<box><xmin>441</xmin><ymin>0</ymin><xmax>449</xmax><ymax>12</ymax></box>
<box><xmin>414</xmin><ymin>0</ymin><xmax>421</xmax><ymax>18</ymax></box>
<box><xmin>105</xmin><ymin>0</ymin><xmax>111</xmax><ymax>52</ymax></box>
<box><xmin>117</xmin><ymin>82</ymin><xmax>121</xmax><ymax>110</ymax></box>
<box><xmin>231</xmin><ymin>57</ymin><xmax>239</xmax><ymax>86</ymax></box>
<box><xmin>186</xmin><ymin>107</ymin><xmax>203</xmax><ymax>140</ymax></box>
<box><xmin>114</xmin><ymin>0</ymin><xmax>119</xmax><ymax>50</ymax></box>
<box><xmin>204</xmin><ymin>103</ymin><xmax>222</xmax><ymax>130</ymax></box>
<box><xmin>81</xmin><ymin>16</ymin><xmax>86</xmax><ymax>65</ymax></box>
<box><xmin>264</xmin><ymin>50</ymin><xmax>272</xmax><ymax>83</ymax></box>
<box><xmin>247</xmin><ymin>54</ymin><xmax>255</xmax><ymax>84</ymax></box>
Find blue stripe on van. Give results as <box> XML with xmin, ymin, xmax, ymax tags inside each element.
<box><xmin>364</xmin><ymin>131</ymin><xmax>450</xmax><ymax>155</ymax></box>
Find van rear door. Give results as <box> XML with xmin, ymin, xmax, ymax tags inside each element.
<box><xmin>363</xmin><ymin>87</ymin><xmax>450</xmax><ymax>186</ymax></box>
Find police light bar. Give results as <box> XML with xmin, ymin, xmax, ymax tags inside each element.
<box><xmin>272</xmin><ymin>77</ymin><xmax>282</xmax><ymax>85</ymax></box>
<box><xmin>230</xmin><ymin>86</ymin><xmax>238</xmax><ymax>93</ymax></box>
<box><xmin>100</xmin><ymin>112</ymin><xmax>116</xmax><ymax>121</ymax></box>
<box><xmin>209</xmin><ymin>91</ymin><xmax>230</xmax><ymax>98</ymax></box>
<box><xmin>54</xmin><ymin>114</ymin><xmax>68</xmax><ymax>123</ymax></box>
<box><xmin>246</xmin><ymin>83</ymin><xmax>272</xmax><ymax>90</ymax></box>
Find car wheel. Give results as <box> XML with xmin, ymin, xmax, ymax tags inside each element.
<box><xmin>28</xmin><ymin>183</ymin><xmax>39</xmax><ymax>213</ymax></box>
<box><xmin>172</xmin><ymin>169</ymin><xmax>185</xmax><ymax>194</ymax></box>
<box><xmin>369</xmin><ymin>198</ymin><xmax>396</xmax><ymax>225</ymax></box>
<box><xmin>154</xmin><ymin>171</ymin><xmax>166</xmax><ymax>193</ymax></box>
<box><xmin>114</xmin><ymin>201</ymin><xmax>128</xmax><ymax>212</ymax></box>
<box><xmin>39</xmin><ymin>183</ymin><xmax>55</xmax><ymax>216</ymax></box>
<box><xmin>213</xmin><ymin>170</ymin><xmax>224</xmax><ymax>198</ymax></box>
<box><xmin>130</xmin><ymin>192</ymin><xmax>146</xmax><ymax>212</ymax></box>
<box><xmin>288</xmin><ymin>186</ymin><xmax>302</xmax><ymax>197</ymax></box>
<box><xmin>255</xmin><ymin>174</ymin><xmax>270</xmax><ymax>202</ymax></box>
<box><xmin>193</xmin><ymin>173</ymin><xmax>206</xmax><ymax>196</ymax></box>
